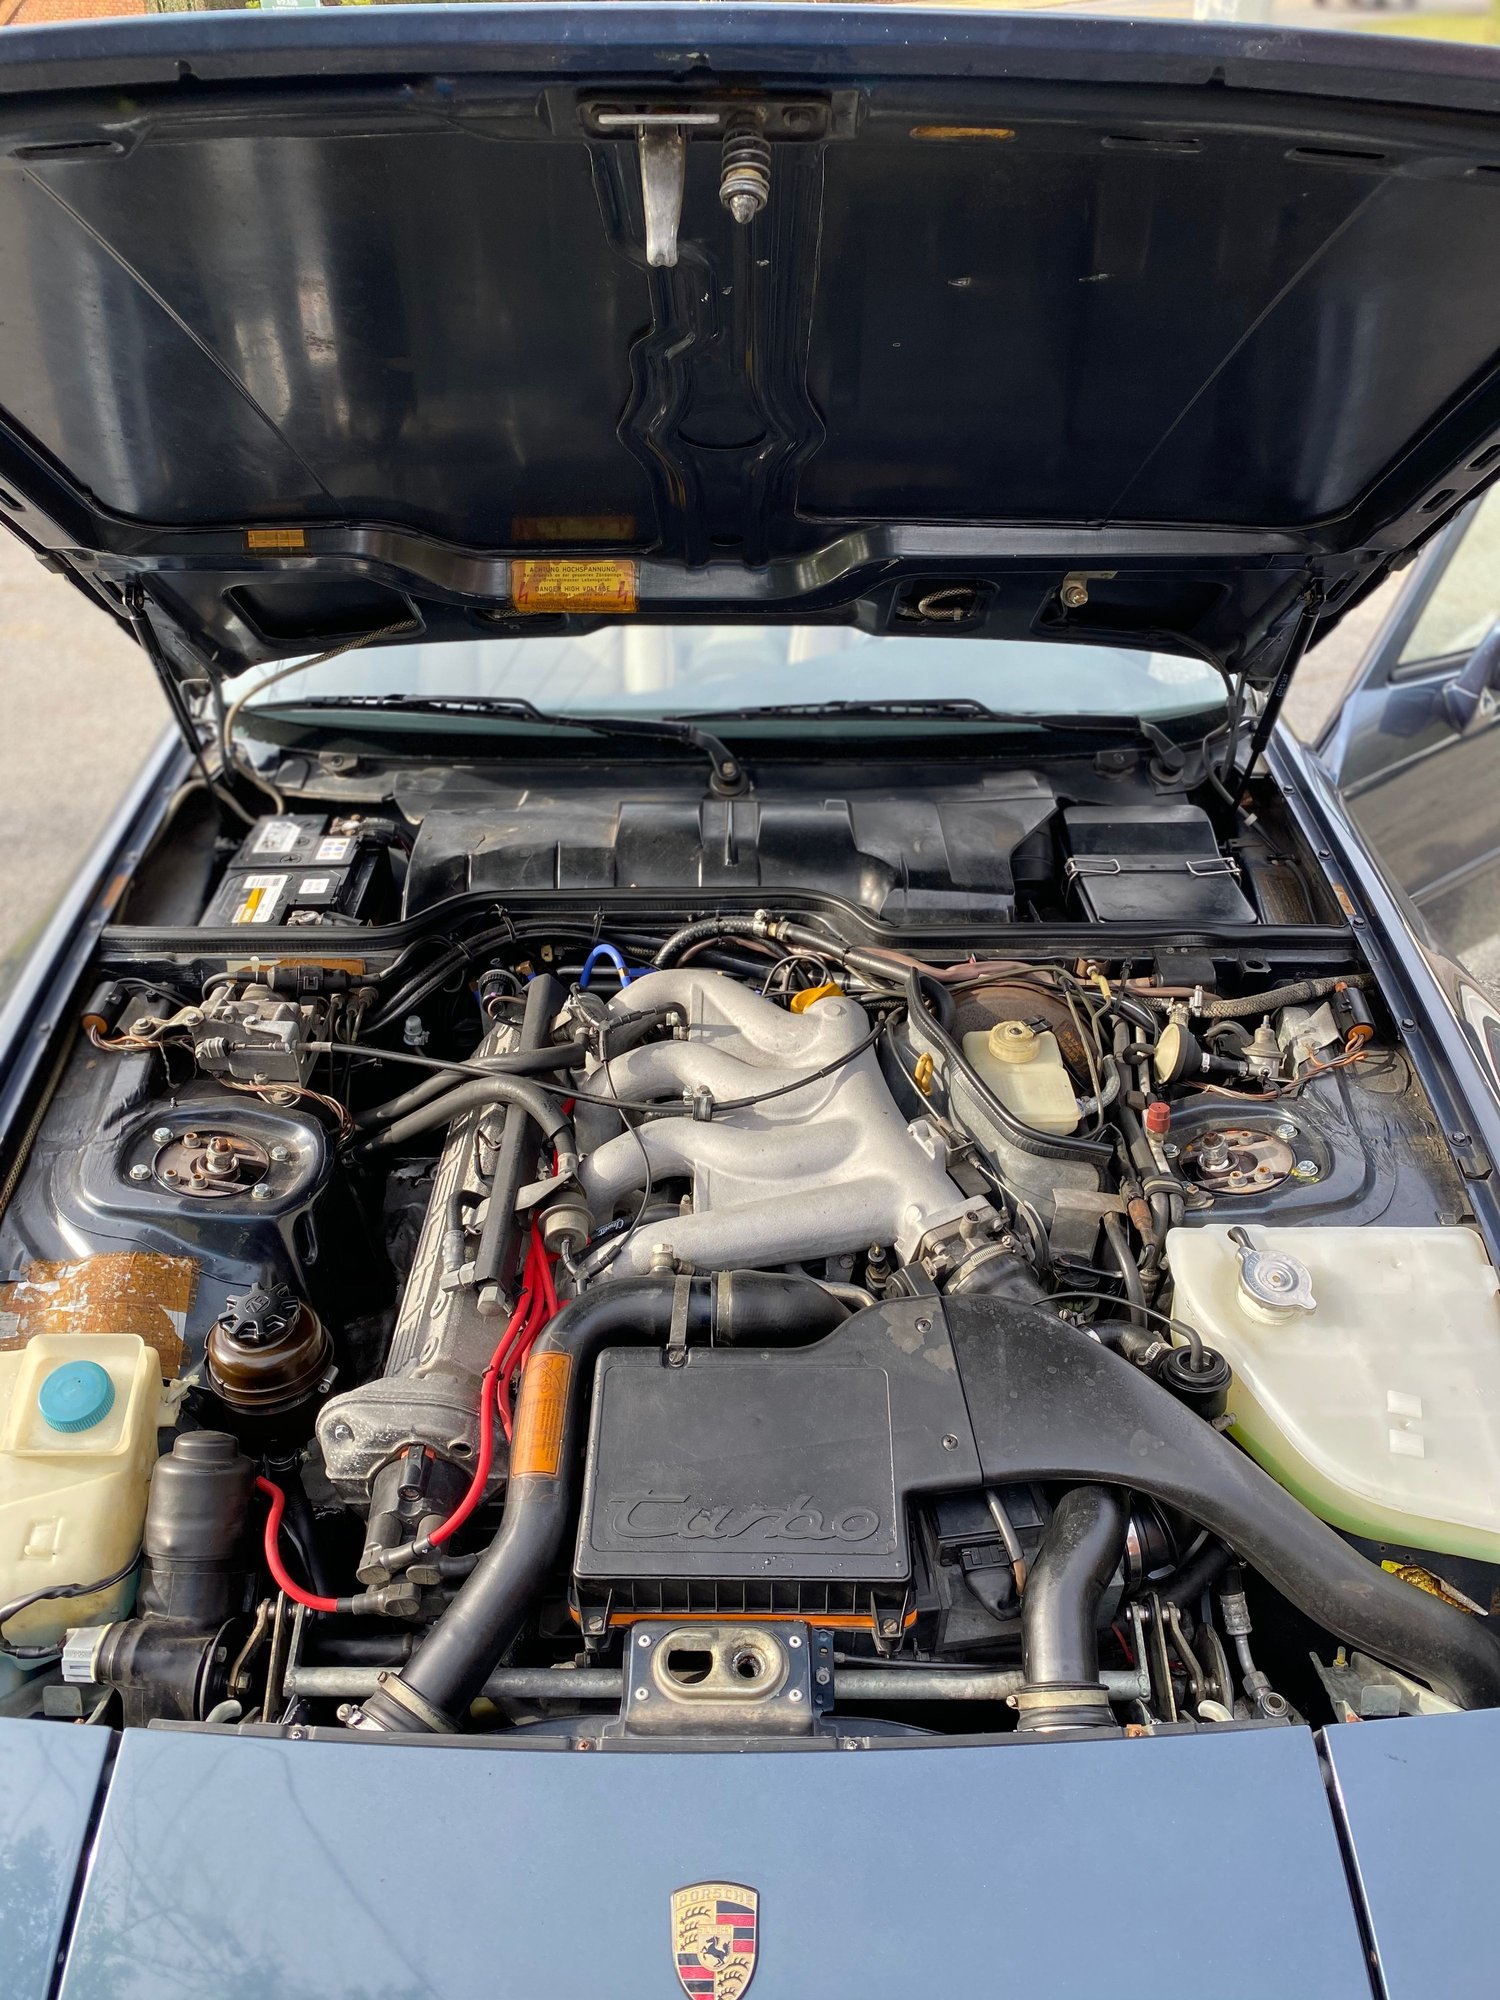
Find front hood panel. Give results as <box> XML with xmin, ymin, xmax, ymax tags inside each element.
<box><xmin>3</xmin><ymin>8</ymin><xmax>1500</xmax><ymax>673</ymax></box>
<box><xmin>55</xmin><ymin>1722</ymin><xmax>1370</xmax><ymax>2000</ymax></box>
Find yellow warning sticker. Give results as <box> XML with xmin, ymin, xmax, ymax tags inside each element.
<box><xmin>511</xmin><ymin>558</ymin><xmax>638</xmax><ymax>615</ymax></box>
<box><xmin>245</xmin><ymin>528</ymin><xmax>308</xmax><ymax>553</ymax></box>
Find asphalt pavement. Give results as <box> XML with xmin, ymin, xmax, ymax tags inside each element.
<box><xmin>0</xmin><ymin>530</ymin><xmax>167</xmax><ymax>990</ymax></box>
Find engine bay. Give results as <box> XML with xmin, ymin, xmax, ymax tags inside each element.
<box><xmin>4</xmin><ymin>765</ymin><xmax>1500</xmax><ymax>1748</ymax></box>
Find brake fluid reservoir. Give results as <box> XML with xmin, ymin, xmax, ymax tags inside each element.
<box><xmin>0</xmin><ymin>1334</ymin><xmax>162</xmax><ymax>1647</ymax></box>
<box><xmin>961</xmin><ymin>1020</ymin><xmax>1078</xmax><ymax>1135</ymax></box>
<box><xmin>1165</xmin><ymin>1225</ymin><xmax>1500</xmax><ymax>1562</ymax></box>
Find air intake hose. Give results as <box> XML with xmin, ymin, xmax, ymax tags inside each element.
<box><xmin>944</xmin><ymin>1297</ymin><xmax>1500</xmax><ymax>1712</ymax></box>
<box><xmin>347</xmin><ymin>1272</ymin><xmax>850</xmax><ymax>1733</ymax></box>
<box><xmin>1016</xmin><ymin>1485</ymin><xmax>1129</xmax><ymax>1732</ymax></box>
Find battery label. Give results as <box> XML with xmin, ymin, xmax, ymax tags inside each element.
<box><xmin>230</xmin><ymin>874</ymin><xmax>287</xmax><ymax>924</ymax></box>
<box><xmin>314</xmin><ymin>836</ymin><xmax>353</xmax><ymax>863</ymax></box>
<box><xmin>253</xmin><ymin>820</ymin><xmax>303</xmax><ymax>855</ymax></box>
<box><xmin>297</xmin><ymin>877</ymin><xmax>333</xmax><ymax>897</ymax></box>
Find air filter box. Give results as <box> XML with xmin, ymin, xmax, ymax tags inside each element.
<box><xmin>573</xmin><ymin>1301</ymin><xmax>980</xmax><ymax>1638</ymax></box>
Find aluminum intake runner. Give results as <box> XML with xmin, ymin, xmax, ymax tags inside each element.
<box><xmin>578</xmin><ymin>971</ymin><xmax>990</xmax><ymax>1274</ymax></box>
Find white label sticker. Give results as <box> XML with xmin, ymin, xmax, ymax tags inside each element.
<box><xmin>231</xmin><ymin>874</ymin><xmax>288</xmax><ymax>924</ymax></box>
<box><xmin>253</xmin><ymin>820</ymin><xmax>302</xmax><ymax>855</ymax></box>
<box><xmin>314</xmin><ymin>836</ymin><xmax>353</xmax><ymax>863</ymax></box>
<box><xmin>296</xmin><ymin>877</ymin><xmax>333</xmax><ymax>898</ymax></box>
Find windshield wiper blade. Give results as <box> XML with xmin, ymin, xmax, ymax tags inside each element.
<box><xmin>668</xmin><ymin>698</ymin><xmax>1181</xmax><ymax>736</ymax></box>
<box><xmin>667</xmin><ymin>697</ymin><xmax>1006</xmax><ymax>723</ymax></box>
<box><xmin>250</xmin><ymin>693</ymin><xmax>749</xmax><ymax>795</ymax></box>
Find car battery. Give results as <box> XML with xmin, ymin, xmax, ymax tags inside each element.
<box><xmin>200</xmin><ymin>814</ymin><xmax>393</xmax><ymax>928</ymax></box>
<box><xmin>1061</xmin><ymin>804</ymin><xmax>1255</xmax><ymax>924</ymax></box>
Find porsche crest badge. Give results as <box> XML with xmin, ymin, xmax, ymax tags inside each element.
<box><xmin>670</xmin><ymin>1882</ymin><xmax>759</xmax><ymax>1999</ymax></box>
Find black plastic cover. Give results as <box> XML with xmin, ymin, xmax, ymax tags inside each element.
<box><xmin>574</xmin><ymin>1300</ymin><xmax>979</xmax><ymax>1616</ymax></box>
<box><xmin>1062</xmin><ymin>804</ymin><xmax>1256</xmax><ymax>924</ymax></box>
<box><xmin>405</xmin><ymin>779</ymin><xmax>1056</xmax><ymax>926</ymax></box>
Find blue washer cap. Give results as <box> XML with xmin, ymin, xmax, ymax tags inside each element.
<box><xmin>38</xmin><ymin>1359</ymin><xmax>116</xmax><ymax>1434</ymax></box>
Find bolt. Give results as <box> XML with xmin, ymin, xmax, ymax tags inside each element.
<box><xmin>251</xmin><ymin>1184</ymin><xmax>272</xmax><ymax>1202</ymax></box>
<box><xmin>634</xmin><ymin>1687</ymin><xmax>649</xmax><ymax>1702</ymax></box>
<box><xmin>129</xmin><ymin>1162</ymin><xmax>151</xmax><ymax>1182</ymax></box>
<box><xmin>941</xmin><ymin>1433</ymin><xmax>960</xmax><ymax>1452</ymax></box>
<box><xmin>1295</xmin><ymin>1159</ymin><xmax>1318</xmax><ymax>1178</ymax></box>
<box><xmin>151</xmin><ymin>1125</ymin><xmax>172</xmax><ymax>1144</ymax></box>
<box><xmin>881</xmin><ymin>1618</ymin><xmax>900</xmax><ymax>1636</ymax></box>
<box><xmin>914</xmin><ymin>1315</ymin><xmax>931</xmax><ymax>1334</ymax></box>
<box><xmin>1061</xmin><ymin>579</ymin><xmax>1089</xmax><ymax>609</ymax></box>
<box><xmin>586</xmin><ymin>1616</ymin><xmax>606</xmax><ymax>1634</ymax></box>
<box><xmin>1402</xmin><ymin>1018</ymin><xmax>1416</xmax><ymax>1030</ymax></box>
<box><xmin>269</xmin><ymin>1144</ymin><xmax>290</xmax><ymax>1163</ymax></box>
<box><xmin>1453</xmin><ymin>1131</ymin><xmax>1470</xmax><ymax>1145</ymax></box>
<box><xmin>788</xmin><ymin>1688</ymin><xmax>804</xmax><ymax>1703</ymax></box>
<box><xmin>841</xmin><ymin>1738</ymin><xmax>862</xmax><ymax>1750</ymax></box>
<box><xmin>1162</xmin><ymin>1141</ymin><xmax>1180</xmax><ymax>1159</ymax></box>
<box><xmin>331</xmin><ymin>1422</ymin><xmax>354</xmax><ymax>1444</ymax></box>
<box><xmin>816</xmin><ymin>1666</ymin><xmax>832</xmax><ymax>1686</ymax></box>
<box><xmin>288</xmin><ymin>1725</ymin><xmax>306</xmax><ymax>1741</ymax></box>
<box><xmin>637</xmin><ymin>1632</ymin><xmax>652</xmax><ymax>1648</ymax></box>
<box><xmin>183</xmin><ymin>1131</ymin><xmax>199</xmax><ymax>1145</ymax></box>
<box><xmin>1274</xmin><ymin>1124</ymin><xmax>1297</xmax><ymax>1142</ymax></box>
<box><xmin>787</xmin><ymin>1633</ymin><xmax>802</xmax><ymax>1649</ymax></box>
<box><xmin>336</xmin><ymin>1704</ymin><xmax>357</xmax><ymax>1725</ymax></box>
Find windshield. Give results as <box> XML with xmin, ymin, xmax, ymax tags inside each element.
<box><xmin>237</xmin><ymin>626</ymin><xmax>1226</xmax><ymax>727</ymax></box>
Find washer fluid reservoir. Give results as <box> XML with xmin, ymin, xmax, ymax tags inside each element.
<box><xmin>1166</xmin><ymin>1225</ymin><xmax>1500</xmax><ymax>1562</ymax></box>
<box><xmin>0</xmin><ymin>1334</ymin><xmax>164</xmax><ymax>1647</ymax></box>
<box><xmin>961</xmin><ymin>1019</ymin><xmax>1078</xmax><ymax>1135</ymax></box>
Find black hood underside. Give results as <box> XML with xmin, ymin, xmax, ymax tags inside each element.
<box><xmin>3</xmin><ymin>7</ymin><xmax>1500</xmax><ymax>680</ymax></box>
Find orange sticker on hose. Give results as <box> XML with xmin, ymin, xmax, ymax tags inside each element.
<box><xmin>511</xmin><ymin>558</ymin><xmax>637</xmax><ymax>615</ymax></box>
<box><xmin>510</xmin><ymin>1352</ymin><xmax>572</xmax><ymax>1478</ymax></box>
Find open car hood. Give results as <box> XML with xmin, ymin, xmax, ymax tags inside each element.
<box><xmin>3</xmin><ymin>5</ymin><xmax>1500</xmax><ymax>683</ymax></box>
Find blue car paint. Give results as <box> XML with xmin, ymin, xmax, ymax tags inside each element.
<box><xmin>54</xmin><ymin>1721</ymin><xmax>1369</xmax><ymax>2000</ymax></box>
<box><xmin>0</xmin><ymin>1717</ymin><xmax>110</xmax><ymax>2000</ymax></box>
<box><xmin>1324</xmin><ymin>1707</ymin><xmax>1500</xmax><ymax>2000</ymax></box>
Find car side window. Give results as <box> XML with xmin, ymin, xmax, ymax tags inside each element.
<box><xmin>1399</xmin><ymin>485</ymin><xmax>1500</xmax><ymax>669</ymax></box>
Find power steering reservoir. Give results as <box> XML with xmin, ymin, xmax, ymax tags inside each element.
<box><xmin>1166</xmin><ymin>1224</ymin><xmax>1500</xmax><ymax>1563</ymax></box>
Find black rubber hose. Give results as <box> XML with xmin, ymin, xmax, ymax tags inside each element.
<box><xmin>353</xmin><ymin>1040</ymin><xmax>587</xmax><ymax>1131</ymax></box>
<box><xmin>355</xmin><ymin>1041</ymin><xmax>585</xmax><ymax>1128</ymax></box>
<box><xmin>653</xmin><ymin>916</ymin><xmax>766</xmax><ymax>968</ymax></box>
<box><xmin>1161</xmin><ymin>1536</ymin><xmax>1232</xmax><ymax>1610</ymax></box>
<box><xmin>1102</xmin><ymin>1211</ymin><xmax>1147</xmax><ymax>1327</ymax></box>
<box><xmin>910</xmin><ymin>970</ymin><xmax>956</xmax><ymax>1036</ymax></box>
<box><xmin>947</xmin><ymin>1298</ymin><xmax>1500</xmax><ymax>1710</ymax></box>
<box><xmin>1018</xmin><ymin>1485</ymin><xmax>1129</xmax><ymax>1731</ymax></box>
<box><xmin>469</xmin><ymin>975</ymin><xmax>564</xmax><ymax>1297</ymax></box>
<box><xmin>350</xmin><ymin>1272</ymin><xmax>850</xmax><ymax>1732</ymax></box>
<box><xmin>354</xmin><ymin>1074</ymin><xmax>573</xmax><ymax>1158</ymax></box>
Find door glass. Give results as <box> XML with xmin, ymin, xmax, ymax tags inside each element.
<box><xmin>1399</xmin><ymin>485</ymin><xmax>1500</xmax><ymax>669</ymax></box>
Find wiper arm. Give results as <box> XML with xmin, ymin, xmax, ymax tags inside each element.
<box><xmin>250</xmin><ymin>694</ymin><xmax>749</xmax><ymax>796</ymax></box>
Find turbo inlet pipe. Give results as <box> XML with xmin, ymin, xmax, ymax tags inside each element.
<box><xmin>1015</xmin><ymin>1485</ymin><xmax>1129</xmax><ymax>1732</ymax></box>
<box><xmin>346</xmin><ymin>1272</ymin><xmax>850</xmax><ymax>1733</ymax></box>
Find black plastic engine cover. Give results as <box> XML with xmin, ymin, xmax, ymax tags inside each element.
<box><xmin>573</xmin><ymin>1299</ymin><xmax>979</xmax><ymax>1621</ymax></box>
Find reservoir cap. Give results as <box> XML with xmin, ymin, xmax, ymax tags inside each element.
<box><xmin>38</xmin><ymin>1359</ymin><xmax>115</xmax><ymax>1433</ymax></box>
